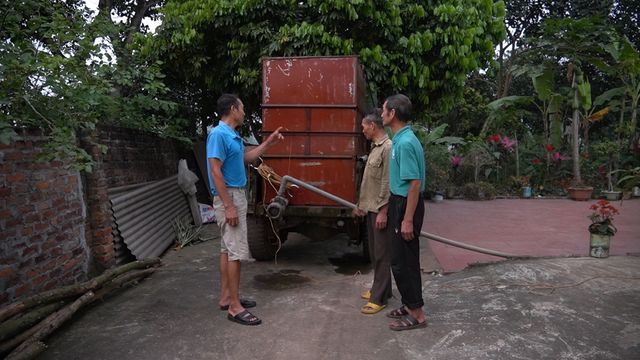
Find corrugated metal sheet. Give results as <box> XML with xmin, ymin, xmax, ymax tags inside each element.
<box><xmin>108</xmin><ymin>175</ymin><xmax>190</xmax><ymax>263</ymax></box>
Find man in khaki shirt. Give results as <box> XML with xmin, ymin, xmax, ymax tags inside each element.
<box><xmin>354</xmin><ymin>110</ymin><xmax>392</xmax><ymax>314</ymax></box>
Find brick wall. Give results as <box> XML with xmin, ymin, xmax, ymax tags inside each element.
<box><xmin>0</xmin><ymin>126</ymin><xmax>187</xmax><ymax>307</ymax></box>
<box><xmin>81</xmin><ymin>126</ymin><xmax>183</xmax><ymax>272</ymax></box>
<box><xmin>0</xmin><ymin>129</ymin><xmax>88</xmax><ymax>305</ymax></box>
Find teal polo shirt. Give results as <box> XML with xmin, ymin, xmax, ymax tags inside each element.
<box><xmin>206</xmin><ymin>121</ymin><xmax>246</xmax><ymax>196</ymax></box>
<box><xmin>389</xmin><ymin>126</ymin><xmax>426</xmax><ymax>196</ymax></box>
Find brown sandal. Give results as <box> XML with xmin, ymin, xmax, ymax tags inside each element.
<box><xmin>386</xmin><ymin>306</ymin><xmax>409</xmax><ymax>319</ymax></box>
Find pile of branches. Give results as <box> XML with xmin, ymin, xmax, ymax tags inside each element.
<box><xmin>0</xmin><ymin>258</ymin><xmax>161</xmax><ymax>360</ymax></box>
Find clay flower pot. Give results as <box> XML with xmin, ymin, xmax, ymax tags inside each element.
<box><xmin>568</xmin><ymin>186</ymin><xmax>593</xmax><ymax>201</ymax></box>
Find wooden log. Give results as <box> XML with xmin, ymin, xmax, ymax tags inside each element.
<box><xmin>4</xmin><ymin>341</ymin><xmax>46</xmax><ymax>360</ymax></box>
<box><xmin>0</xmin><ymin>267</ymin><xmax>157</xmax><ymax>357</ymax></box>
<box><xmin>93</xmin><ymin>268</ymin><xmax>158</xmax><ymax>300</ymax></box>
<box><xmin>0</xmin><ymin>318</ymin><xmax>46</xmax><ymax>356</ymax></box>
<box><xmin>0</xmin><ymin>302</ymin><xmax>66</xmax><ymax>342</ymax></box>
<box><xmin>0</xmin><ymin>258</ymin><xmax>161</xmax><ymax>323</ymax></box>
<box><xmin>5</xmin><ymin>292</ymin><xmax>95</xmax><ymax>360</ymax></box>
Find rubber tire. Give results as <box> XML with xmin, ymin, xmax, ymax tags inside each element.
<box><xmin>247</xmin><ymin>215</ymin><xmax>279</xmax><ymax>261</ymax></box>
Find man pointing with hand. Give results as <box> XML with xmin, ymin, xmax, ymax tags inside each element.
<box><xmin>207</xmin><ymin>93</ymin><xmax>284</xmax><ymax>326</ymax></box>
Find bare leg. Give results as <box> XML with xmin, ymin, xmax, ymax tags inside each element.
<box><xmin>226</xmin><ymin>259</ymin><xmax>244</xmax><ymax>315</ymax></box>
<box><xmin>219</xmin><ymin>253</ymin><xmax>230</xmax><ymax>307</ymax></box>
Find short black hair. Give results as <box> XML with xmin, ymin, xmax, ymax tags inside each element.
<box><xmin>216</xmin><ymin>93</ymin><xmax>241</xmax><ymax>117</ymax></box>
<box><xmin>362</xmin><ymin>108</ymin><xmax>383</xmax><ymax>129</ymax></box>
<box><xmin>384</xmin><ymin>94</ymin><xmax>412</xmax><ymax>122</ymax></box>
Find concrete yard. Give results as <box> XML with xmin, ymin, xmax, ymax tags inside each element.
<box><xmin>39</xmin><ymin>199</ymin><xmax>640</xmax><ymax>359</ymax></box>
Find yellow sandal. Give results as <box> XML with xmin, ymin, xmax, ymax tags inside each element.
<box><xmin>360</xmin><ymin>290</ymin><xmax>371</xmax><ymax>300</ymax></box>
<box><xmin>361</xmin><ymin>302</ymin><xmax>386</xmax><ymax>315</ymax></box>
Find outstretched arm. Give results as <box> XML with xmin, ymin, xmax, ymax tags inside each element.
<box><xmin>244</xmin><ymin>126</ymin><xmax>284</xmax><ymax>163</ymax></box>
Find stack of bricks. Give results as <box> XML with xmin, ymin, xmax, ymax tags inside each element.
<box><xmin>0</xmin><ymin>129</ymin><xmax>88</xmax><ymax>306</ymax></box>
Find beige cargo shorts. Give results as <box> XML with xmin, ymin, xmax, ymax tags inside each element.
<box><xmin>212</xmin><ymin>188</ymin><xmax>251</xmax><ymax>261</ymax></box>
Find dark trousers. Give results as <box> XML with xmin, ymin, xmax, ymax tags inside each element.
<box><xmin>367</xmin><ymin>212</ymin><xmax>392</xmax><ymax>305</ymax></box>
<box><xmin>388</xmin><ymin>193</ymin><xmax>425</xmax><ymax>309</ymax></box>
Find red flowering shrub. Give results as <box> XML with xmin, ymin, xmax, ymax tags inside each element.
<box><xmin>588</xmin><ymin>200</ymin><xmax>619</xmax><ymax>236</ymax></box>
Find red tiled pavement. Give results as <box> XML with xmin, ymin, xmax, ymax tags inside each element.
<box><xmin>423</xmin><ymin>198</ymin><xmax>640</xmax><ymax>273</ymax></box>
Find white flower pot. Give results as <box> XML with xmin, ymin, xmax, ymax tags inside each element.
<box><xmin>589</xmin><ymin>233</ymin><xmax>611</xmax><ymax>258</ymax></box>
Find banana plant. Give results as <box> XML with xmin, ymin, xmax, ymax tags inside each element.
<box><xmin>601</xmin><ymin>36</ymin><xmax>640</xmax><ymax>148</ymax></box>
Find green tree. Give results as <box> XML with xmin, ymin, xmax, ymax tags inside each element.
<box><xmin>0</xmin><ymin>0</ymin><xmax>182</xmax><ymax>170</ymax></box>
<box><xmin>155</xmin><ymin>0</ymin><xmax>506</xmax><ymax>131</ymax></box>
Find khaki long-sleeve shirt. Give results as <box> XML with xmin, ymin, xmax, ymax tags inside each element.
<box><xmin>357</xmin><ymin>135</ymin><xmax>391</xmax><ymax>213</ymax></box>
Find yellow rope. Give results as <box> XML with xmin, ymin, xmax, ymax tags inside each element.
<box><xmin>255</xmin><ymin>162</ymin><xmax>298</xmax><ymax>192</ymax></box>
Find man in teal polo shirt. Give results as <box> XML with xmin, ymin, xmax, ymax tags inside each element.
<box><xmin>208</xmin><ymin>93</ymin><xmax>283</xmax><ymax>326</ymax></box>
<box><xmin>381</xmin><ymin>94</ymin><xmax>427</xmax><ymax>331</ymax></box>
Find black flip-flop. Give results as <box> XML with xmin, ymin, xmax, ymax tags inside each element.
<box><xmin>389</xmin><ymin>314</ymin><xmax>427</xmax><ymax>331</ymax></box>
<box><xmin>228</xmin><ymin>310</ymin><xmax>262</xmax><ymax>326</ymax></box>
<box><xmin>220</xmin><ymin>298</ymin><xmax>257</xmax><ymax>311</ymax></box>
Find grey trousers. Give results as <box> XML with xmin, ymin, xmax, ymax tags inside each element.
<box><xmin>367</xmin><ymin>212</ymin><xmax>393</xmax><ymax>305</ymax></box>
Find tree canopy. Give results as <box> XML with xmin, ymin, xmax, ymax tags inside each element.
<box><xmin>154</xmin><ymin>0</ymin><xmax>506</xmax><ymax>128</ymax></box>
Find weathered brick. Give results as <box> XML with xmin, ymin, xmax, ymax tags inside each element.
<box><xmin>35</xmin><ymin>181</ymin><xmax>50</xmax><ymax>190</ymax></box>
<box><xmin>63</xmin><ymin>258</ymin><xmax>79</xmax><ymax>272</ymax></box>
<box><xmin>0</xmin><ymin>187</ymin><xmax>10</xmax><ymax>197</ymax></box>
<box><xmin>24</xmin><ymin>213</ymin><xmax>40</xmax><ymax>223</ymax></box>
<box><xmin>43</xmin><ymin>280</ymin><xmax>58</xmax><ymax>291</ymax></box>
<box><xmin>5</xmin><ymin>218</ymin><xmax>21</xmax><ymax>228</ymax></box>
<box><xmin>34</xmin><ymin>201</ymin><xmax>51</xmax><ymax>212</ymax></box>
<box><xmin>34</xmin><ymin>222</ymin><xmax>49</xmax><ymax>232</ymax></box>
<box><xmin>41</xmin><ymin>239</ymin><xmax>58</xmax><ymax>251</ymax></box>
<box><xmin>13</xmin><ymin>183</ymin><xmax>28</xmax><ymax>194</ymax></box>
<box><xmin>21</xmin><ymin>227</ymin><xmax>33</xmax><ymax>236</ymax></box>
<box><xmin>0</xmin><ymin>256</ymin><xmax>17</xmax><ymax>266</ymax></box>
<box><xmin>4</xmin><ymin>152</ymin><xmax>23</xmax><ymax>161</ymax></box>
<box><xmin>7</xmin><ymin>173</ymin><xmax>25</xmax><ymax>182</ymax></box>
<box><xmin>14</xmin><ymin>284</ymin><xmax>30</xmax><ymax>298</ymax></box>
<box><xmin>51</xmin><ymin>197</ymin><xmax>65</xmax><ymax>208</ymax></box>
<box><xmin>18</xmin><ymin>204</ymin><xmax>34</xmax><ymax>213</ymax></box>
<box><xmin>32</xmin><ymin>275</ymin><xmax>48</xmax><ymax>286</ymax></box>
<box><xmin>22</xmin><ymin>246</ymin><xmax>38</xmax><ymax>257</ymax></box>
<box><xmin>0</xmin><ymin>267</ymin><xmax>16</xmax><ymax>281</ymax></box>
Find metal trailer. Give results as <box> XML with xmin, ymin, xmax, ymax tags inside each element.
<box><xmin>247</xmin><ymin>56</ymin><xmax>371</xmax><ymax>260</ymax></box>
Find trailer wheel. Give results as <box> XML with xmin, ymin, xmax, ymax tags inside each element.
<box><xmin>247</xmin><ymin>215</ymin><xmax>280</xmax><ymax>261</ymax></box>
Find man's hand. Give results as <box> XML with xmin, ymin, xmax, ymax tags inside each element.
<box><xmin>266</xmin><ymin>126</ymin><xmax>285</xmax><ymax>146</ymax></box>
<box><xmin>401</xmin><ymin>219</ymin><xmax>414</xmax><ymax>241</ymax></box>
<box><xmin>352</xmin><ymin>208</ymin><xmax>366</xmax><ymax>217</ymax></box>
<box><xmin>375</xmin><ymin>211</ymin><xmax>387</xmax><ymax>230</ymax></box>
<box><xmin>225</xmin><ymin>204</ymin><xmax>239</xmax><ymax>227</ymax></box>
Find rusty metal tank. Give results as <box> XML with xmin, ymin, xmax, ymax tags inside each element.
<box><xmin>260</xmin><ymin>56</ymin><xmax>369</xmax><ymax>206</ymax></box>
<box><xmin>247</xmin><ymin>56</ymin><xmax>371</xmax><ymax>261</ymax></box>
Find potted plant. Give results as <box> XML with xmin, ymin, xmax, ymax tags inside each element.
<box><xmin>510</xmin><ymin>175</ymin><xmax>532</xmax><ymax>198</ymax></box>
<box><xmin>592</xmin><ymin>140</ymin><xmax>623</xmax><ymax>200</ymax></box>
<box><xmin>614</xmin><ymin>166</ymin><xmax>640</xmax><ymax>197</ymax></box>
<box><xmin>588</xmin><ymin>199</ymin><xmax>619</xmax><ymax>258</ymax></box>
